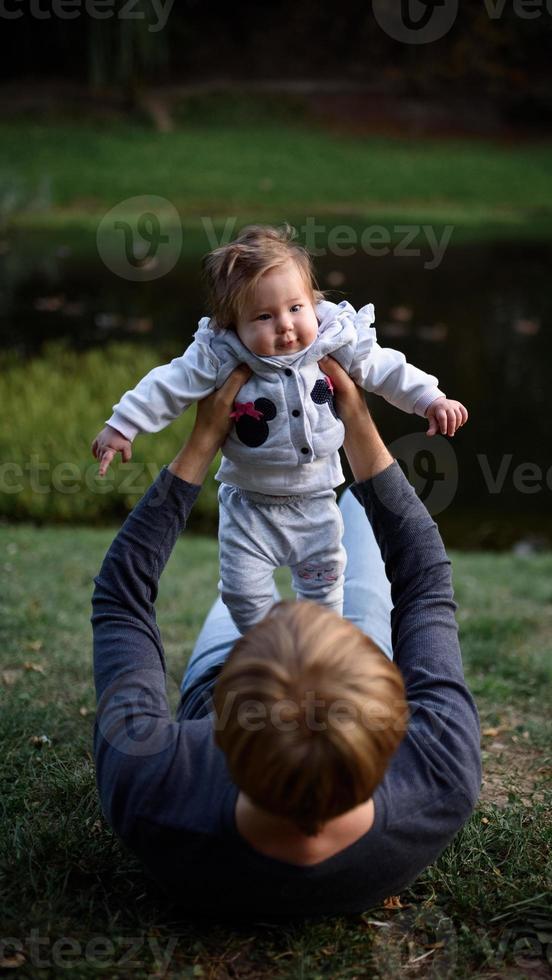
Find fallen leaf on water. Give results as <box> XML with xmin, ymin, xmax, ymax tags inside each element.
<box><xmin>95</xmin><ymin>312</ymin><xmax>124</xmax><ymax>329</ymax></box>
<box><xmin>125</xmin><ymin>316</ymin><xmax>153</xmax><ymax>334</ymax></box>
<box><xmin>513</xmin><ymin>318</ymin><xmax>540</xmax><ymax>336</ymax></box>
<box><xmin>417</xmin><ymin>323</ymin><xmax>448</xmax><ymax>342</ymax></box>
<box><xmin>389</xmin><ymin>305</ymin><xmax>413</xmax><ymax>322</ymax></box>
<box><xmin>62</xmin><ymin>301</ymin><xmax>85</xmax><ymax>317</ymax></box>
<box><xmin>379</xmin><ymin>321</ymin><xmax>409</xmax><ymax>338</ymax></box>
<box><xmin>326</xmin><ymin>270</ymin><xmax>346</xmax><ymax>288</ymax></box>
<box><xmin>34</xmin><ymin>294</ymin><xmax>66</xmax><ymax>312</ymax></box>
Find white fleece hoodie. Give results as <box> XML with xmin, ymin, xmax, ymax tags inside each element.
<box><xmin>107</xmin><ymin>299</ymin><xmax>444</xmax><ymax>495</ymax></box>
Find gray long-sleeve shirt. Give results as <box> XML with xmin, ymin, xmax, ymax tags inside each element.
<box><xmin>91</xmin><ymin>462</ymin><xmax>481</xmax><ymax>922</ymax></box>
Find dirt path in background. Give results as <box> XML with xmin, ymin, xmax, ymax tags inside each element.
<box><xmin>0</xmin><ymin>79</ymin><xmax>548</xmax><ymax>143</ymax></box>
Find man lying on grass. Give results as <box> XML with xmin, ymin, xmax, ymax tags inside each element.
<box><xmin>91</xmin><ymin>356</ymin><xmax>481</xmax><ymax>921</ymax></box>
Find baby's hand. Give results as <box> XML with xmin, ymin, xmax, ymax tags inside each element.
<box><xmin>91</xmin><ymin>424</ymin><xmax>132</xmax><ymax>477</ymax></box>
<box><xmin>426</xmin><ymin>398</ymin><xmax>468</xmax><ymax>437</ymax></box>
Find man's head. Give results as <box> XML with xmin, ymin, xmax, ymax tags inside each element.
<box><xmin>201</xmin><ymin>224</ymin><xmax>325</xmax><ymax>346</ymax></box>
<box><xmin>212</xmin><ymin>601</ymin><xmax>408</xmax><ymax>837</ymax></box>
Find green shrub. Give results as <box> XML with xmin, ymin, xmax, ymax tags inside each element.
<box><xmin>0</xmin><ymin>342</ymin><xmax>220</xmax><ymax>525</ymax></box>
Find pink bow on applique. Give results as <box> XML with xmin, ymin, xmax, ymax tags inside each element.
<box><xmin>324</xmin><ymin>375</ymin><xmax>334</xmax><ymax>395</ymax></box>
<box><xmin>229</xmin><ymin>401</ymin><xmax>264</xmax><ymax>421</ymax></box>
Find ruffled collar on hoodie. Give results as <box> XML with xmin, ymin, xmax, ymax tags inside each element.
<box><xmin>194</xmin><ymin>299</ymin><xmax>376</xmax><ymax>372</ymax></box>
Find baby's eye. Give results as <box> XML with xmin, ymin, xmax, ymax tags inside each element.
<box><xmin>257</xmin><ymin>313</ymin><xmax>271</xmax><ymax>321</ymax></box>
<box><xmin>291</xmin><ymin>304</ymin><xmax>302</xmax><ymax>312</ymax></box>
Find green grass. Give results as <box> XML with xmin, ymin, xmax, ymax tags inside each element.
<box><xmin>2</xmin><ymin>113</ymin><xmax>552</xmax><ymax>235</ymax></box>
<box><xmin>0</xmin><ymin>525</ymin><xmax>550</xmax><ymax>978</ymax></box>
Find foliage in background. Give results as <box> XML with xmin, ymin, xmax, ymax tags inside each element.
<box><xmin>2</xmin><ymin>2</ymin><xmax>552</xmax><ymax>124</ymax></box>
<box><xmin>0</xmin><ymin>342</ymin><xmax>219</xmax><ymax>526</ymax></box>
<box><xmin>87</xmin><ymin>0</ymin><xmax>169</xmax><ymax>93</ymax></box>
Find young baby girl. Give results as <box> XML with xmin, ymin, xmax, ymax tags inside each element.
<box><xmin>92</xmin><ymin>224</ymin><xmax>467</xmax><ymax>634</ymax></box>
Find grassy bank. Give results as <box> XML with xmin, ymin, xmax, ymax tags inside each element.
<box><xmin>0</xmin><ymin>524</ymin><xmax>550</xmax><ymax>978</ymax></box>
<box><xmin>2</xmin><ymin>113</ymin><xmax>552</xmax><ymax>234</ymax></box>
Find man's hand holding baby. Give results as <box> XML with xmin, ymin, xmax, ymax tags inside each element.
<box><xmin>92</xmin><ymin>424</ymin><xmax>132</xmax><ymax>477</ymax></box>
<box><xmin>425</xmin><ymin>398</ymin><xmax>468</xmax><ymax>437</ymax></box>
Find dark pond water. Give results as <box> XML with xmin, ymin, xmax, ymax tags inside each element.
<box><xmin>2</xmin><ymin>227</ymin><xmax>551</xmax><ymax>548</ymax></box>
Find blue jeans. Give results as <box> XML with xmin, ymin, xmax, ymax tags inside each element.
<box><xmin>176</xmin><ymin>487</ymin><xmax>392</xmax><ymax>721</ymax></box>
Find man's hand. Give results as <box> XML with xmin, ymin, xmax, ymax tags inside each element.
<box><xmin>168</xmin><ymin>364</ymin><xmax>252</xmax><ymax>485</ymax></box>
<box><xmin>426</xmin><ymin>398</ymin><xmax>468</xmax><ymax>437</ymax></box>
<box><xmin>92</xmin><ymin>424</ymin><xmax>132</xmax><ymax>478</ymax></box>
<box><xmin>319</xmin><ymin>355</ymin><xmax>393</xmax><ymax>481</ymax></box>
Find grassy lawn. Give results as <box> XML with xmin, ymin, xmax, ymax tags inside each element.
<box><xmin>0</xmin><ymin>523</ymin><xmax>551</xmax><ymax>979</ymax></box>
<box><xmin>2</xmin><ymin>113</ymin><xmax>552</xmax><ymax>236</ymax></box>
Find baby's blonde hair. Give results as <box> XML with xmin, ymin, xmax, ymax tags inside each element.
<box><xmin>201</xmin><ymin>223</ymin><xmax>325</xmax><ymax>330</ymax></box>
<box><xmin>212</xmin><ymin>600</ymin><xmax>408</xmax><ymax>837</ymax></box>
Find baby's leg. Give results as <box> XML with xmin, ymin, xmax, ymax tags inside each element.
<box><xmin>289</xmin><ymin>491</ymin><xmax>346</xmax><ymax>617</ymax></box>
<box><xmin>218</xmin><ymin>484</ymin><xmax>282</xmax><ymax>635</ymax></box>
<box><xmin>339</xmin><ymin>486</ymin><xmax>393</xmax><ymax>660</ymax></box>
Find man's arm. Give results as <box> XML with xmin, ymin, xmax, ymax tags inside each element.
<box><xmin>91</xmin><ymin>365</ymin><xmax>251</xmax><ymax>834</ymax></box>
<box><xmin>320</xmin><ymin>356</ymin><xmax>482</xmax><ymax>806</ymax></box>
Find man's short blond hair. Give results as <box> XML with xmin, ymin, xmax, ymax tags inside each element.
<box><xmin>201</xmin><ymin>223</ymin><xmax>325</xmax><ymax>330</ymax></box>
<box><xmin>212</xmin><ymin>601</ymin><xmax>408</xmax><ymax>837</ymax></box>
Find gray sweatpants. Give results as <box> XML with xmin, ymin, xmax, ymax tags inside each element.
<box><xmin>217</xmin><ymin>483</ymin><xmax>346</xmax><ymax>634</ymax></box>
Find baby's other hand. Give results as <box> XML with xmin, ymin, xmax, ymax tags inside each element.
<box><xmin>91</xmin><ymin>424</ymin><xmax>132</xmax><ymax>477</ymax></box>
<box><xmin>426</xmin><ymin>398</ymin><xmax>468</xmax><ymax>437</ymax></box>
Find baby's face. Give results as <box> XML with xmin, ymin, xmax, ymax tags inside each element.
<box><xmin>236</xmin><ymin>260</ymin><xmax>319</xmax><ymax>357</ymax></box>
